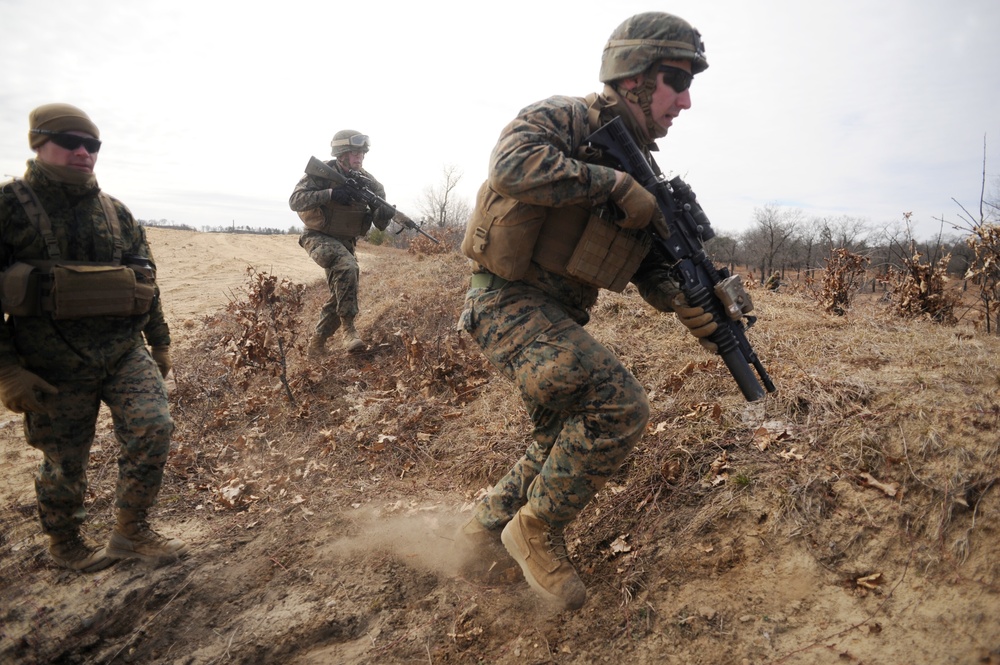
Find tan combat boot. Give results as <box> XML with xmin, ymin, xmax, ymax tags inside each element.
<box><xmin>49</xmin><ymin>530</ymin><xmax>116</xmax><ymax>573</ymax></box>
<box><xmin>341</xmin><ymin>317</ymin><xmax>365</xmax><ymax>352</ymax></box>
<box><xmin>501</xmin><ymin>503</ymin><xmax>587</xmax><ymax>610</ymax></box>
<box><xmin>107</xmin><ymin>509</ymin><xmax>188</xmax><ymax>564</ymax></box>
<box><xmin>307</xmin><ymin>334</ymin><xmax>328</xmax><ymax>358</ymax></box>
<box><xmin>454</xmin><ymin>516</ymin><xmax>519</xmax><ymax>585</ymax></box>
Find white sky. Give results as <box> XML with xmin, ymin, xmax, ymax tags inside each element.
<box><xmin>2</xmin><ymin>0</ymin><xmax>998</xmax><ymax>240</ymax></box>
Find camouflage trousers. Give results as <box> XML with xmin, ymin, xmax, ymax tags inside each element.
<box><xmin>300</xmin><ymin>231</ymin><xmax>360</xmax><ymax>337</ymax></box>
<box><xmin>24</xmin><ymin>345</ymin><xmax>174</xmax><ymax>536</ymax></box>
<box><xmin>460</xmin><ymin>282</ymin><xmax>650</xmax><ymax>530</ymax></box>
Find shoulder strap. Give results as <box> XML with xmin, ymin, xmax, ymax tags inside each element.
<box><xmin>98</xmin><ymin>193</ymin><xmax>123</xmax><ymax>263</ymax></box>
<box><xmin>582</xmin><ymin>93</ymin><xmax>665</xmax><ymax>179</ymax></box>
<box><xmin>583</xmin><ymin>92</ymin><xmax>603</xmax><ymax>136</ymax></box>
<box><xmin>11</xmin><ymin>179</ymin><xmax>61</xmax><ymax>260</ymax></box>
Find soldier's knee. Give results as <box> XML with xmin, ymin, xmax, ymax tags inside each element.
<box><xmin>619</xmin><ymin>377</ymin><xmax>650</xmax><ymax>438</ymax></box>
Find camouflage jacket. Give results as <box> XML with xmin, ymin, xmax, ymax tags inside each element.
<box><xmin>288</xmin><ymin>160</ymin><xmax>393</xmax><ymax>237</ymax></box>
<box><xmin>0</xmin><ymin>161</ymin><xmax>170</xmax><ymax>379</ymax></box>
<box><xmin>481</xmin><ymin>91</ymin><xmax>678</xmax><ymax>323</ymax></box>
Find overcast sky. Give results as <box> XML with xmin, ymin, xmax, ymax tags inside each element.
<box><xmin>2</xmin><ymin>0</ymin><xmax>998</xmax><ymax>240</ymax></box>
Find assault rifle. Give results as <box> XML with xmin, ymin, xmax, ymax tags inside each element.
<box><xmin>586</xmin><ymin>117</ymin><xmax>776</xmax><ymax>402</ymax></box>
<box><xmin>304</xmin><ymin>157</ymin><xmax>439</xmax><ymax>244</ymax></box>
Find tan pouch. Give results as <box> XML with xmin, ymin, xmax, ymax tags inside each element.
<box><xmin>461</xmin><ymin>182</ymin><xmax>547</xmax><ymax>280</ymax></box>
<box><xmin>0</xmin><ymin>262</ymin><xmax>43</xmax><ymax>316</ymax></box>
<box><xmin>564</xmin><ymin>212</ymin><xmax>652</xmax><ymax>292</ymax></box>
<box><xmin>133</xmin><ymin>282</ymin><xmax>155</xmax><ymax>315</ymax></box>
<box><xmin>50</xmin><ymin>265</ymin><xmax>137</xmax><ymax>319</ymax></box>
<box><xmin>297</xmin><ymin>208</ymin><xmax>325</xmax><ymax>231</ymax></box>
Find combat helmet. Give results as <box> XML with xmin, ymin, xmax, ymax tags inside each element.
<box><xmin>599</xmin><ymin>12</ymin><xmax>707</xmax><ymax>140</ymax></box>
<box><xmin>600</xmin><ymin>12</ymin><xmax>708</xmax><ymax>83</ymax></box>
<box><xmin>330</xmin><ymin>129</ymin><xmax>370</xmax><ymax>157</ymax></box>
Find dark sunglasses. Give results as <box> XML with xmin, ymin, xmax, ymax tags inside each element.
<box><xmin>659</xmin><ymin>65</ymin><xmax>694</xmax><ymax>93</ymax></box>
<box><xmin>31</xmin><ymin>129</ymin><xmax>102</xmax><ymax>153</ymax></box>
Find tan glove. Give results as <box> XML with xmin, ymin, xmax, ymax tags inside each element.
<box><xmin>672</xmin><ymin>294</ymin><xmax>718</xmax><ymax>352</ymax></box>
<box><xmin>0</xmin><ymin>364</ymin><xmax>58</xmax><ymax>414</ymax></box>
<box><xmin>610</xmin><ymin>172</ymin><xmax>659</xmax><ymax>229</ymax></box>
<box><xmin>150</xmin><ymin>345</ymin><xmax>172</xmax><ymax>378</ymax></box>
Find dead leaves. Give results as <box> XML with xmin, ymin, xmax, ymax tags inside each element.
<box><xmin>702</xmin><ymin>451</ymin><xmax>731</xmax><ymax>488</ymax></box>
<box><xmin>855</xmin><ymin>572</ymin><xmax>884</xmax><ymax>589</ymax></box>
<box><xmin>609</xmin><ymin>534</ymin><xmax>632</xmax><ymax>556</ymax></box>
<box><xmin>752</xmin><ymin>420</ymin><xmax>803</xmax><ymax>461</ymax></box>
<box><xmin>661</xmin><ymin>359</ymin><xmax>715</xmax><ymax>393</ymax></box>
<box><xmin>683</xmin><ymin>402</ymin><xmax>723</xmax><ymax>423</ymax></box>
<box><xmin>857</xmin><ymin>472</ymin><xmax>900</xmax><ymax>498</ymax></box>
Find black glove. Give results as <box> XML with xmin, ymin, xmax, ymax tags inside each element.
<box><xmin>329</xmin><ymin>186</ymin><xmax>355</xmax><ymax>206</ymax></box>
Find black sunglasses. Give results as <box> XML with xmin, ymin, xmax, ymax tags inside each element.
<box><xmin>31</xmin><ymin>129</ymin><xmax>102</xmax><ymax>153</ymax></box>
<box><xmin>658</xmin><ymin>65</ymin><xmax>694</xmax><ymax>93</ymax></box>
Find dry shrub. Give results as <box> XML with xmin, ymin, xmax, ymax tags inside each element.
<box><xmin>965</xmin><ymin>222</ymin><xmax>1000</xmax><ymax>333</ymax></box>
<box><xmin>218</xmin><ymin>267</ymin><xmax>305</xmax><ymax>404</ymax></box>
<box><xmin>406</xmin><ymin>234</ymin><xmax>451</xmax><ymax>255</ymax></box>
<box><xmin>887</xmin><ymin>247</ymin><xmax>960</xmax><ymax>324</ymax></box>
<box><xmin>818</xmin><ymin>247</ymin><xmax>869</xmax><ymax>315</ymax></box>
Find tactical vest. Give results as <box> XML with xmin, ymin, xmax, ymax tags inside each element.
<box><xmin>0</xmin><ymin>179</ymin><xmax>156</xmax><ymax>319</ymax></box>
<box><xmin>461</xmin><ymin>94</ymin><xmax>651</xmax><ymax>292</ymax></box>
<box><xmin>297</xmin><ymin>163</ymin><xmax>373</xmax><ymax>238</ymax></box>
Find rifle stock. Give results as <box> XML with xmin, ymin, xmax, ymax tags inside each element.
<box><xmin>302</xmin><ymin>157</ymin><xmax>439</xmax><ymax>244</ymax></box>
<box><xmin>586</xmin><ymin>118</ymin><xmax>776</xmax><ymax>402</ymax></box>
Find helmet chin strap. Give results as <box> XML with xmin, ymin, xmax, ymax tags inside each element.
<box><xmin>616</xmin><ymin>63</ymin><xmax>667</xmax><ymax>140</ymax></box>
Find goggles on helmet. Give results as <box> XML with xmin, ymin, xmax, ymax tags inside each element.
<box><xmin>332</xmin><ymin>134</ymin><xmax>370</xmax><ymax>150</ymax></box>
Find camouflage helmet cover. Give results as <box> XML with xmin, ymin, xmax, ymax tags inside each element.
<box><xmin>330</xmin><ymin>129</ymin><xmax>370</xmax><ymax>157</ymax></box>
<box><xmin>599</xmin><ymin>12</ymin><xmax>708</xmax><ymax>83</ymax></box>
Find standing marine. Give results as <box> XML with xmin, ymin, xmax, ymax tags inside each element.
<box><xmin>289</xmin><ymin>130</ymin><xmax>396</xmax><ymax>355</ymax></box>
<box><xmin>0</xmin><ymin>103</ymin><xmax>187</xmax><ymax>572</ymax></box>
<box><xmin>456</xmin><ymin>12</ymin><xmax>715</xmax><ymax>610</ymax></box>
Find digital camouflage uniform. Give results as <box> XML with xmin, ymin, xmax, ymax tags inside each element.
<box><xmin>289</xmin><ymin>161</ymin><xmax>393</xmax><ymax>340</ymax></box>
<box><xmin>0</xmin><ymin>160</ymin><xmax>173</xmax><ymax>537</ymax></box>
<box><xmin>460</xmin><ymin>91</ymin><xmax>681</xmax><ymax>531</ymax></box>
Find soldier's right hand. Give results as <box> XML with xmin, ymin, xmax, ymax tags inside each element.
<box><xmin>610</xmin><ymin>172</ymin><xmax>659</xmax><ymax>229</ymax></box>
<box><xmin>329</xmin><ymin>186</ymin><xmax>355</xmax><ymax>206</ymax></box>
<box><xmin>0</xmin><ymin>365</ymin><xmax>58</xmax><ymax>414</ymax></box>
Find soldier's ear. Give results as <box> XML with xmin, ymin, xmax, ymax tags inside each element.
<box><xmin>618</xmin><ymin>75</ymin><xmax>643</xmax><ymax>91</ymax></box>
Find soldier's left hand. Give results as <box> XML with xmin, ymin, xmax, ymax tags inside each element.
<box><xmin>150</xmin><ymin>346</ymin><xmax>172</xmax><ymax>378</ymax></box>
<box><xmin>672</xmin><ymin>294</ymin><xmax>718</xmax><ymax>352</ymax></box>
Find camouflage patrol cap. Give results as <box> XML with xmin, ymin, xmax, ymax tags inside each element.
<box><xmin>330</xmin><ymin>129</ymin><xmax>370</xmax><ymax>157</ymax></box>
<box><xmin>600</xmin><ymin>12</ymin><xmax>708</xmax><ymax>83</ymax></box>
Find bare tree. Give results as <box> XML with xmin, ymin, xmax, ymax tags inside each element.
<box><xmin>816</xmin><ymin>215</ymin><xmax>871</xmax><ymax>254</ymax></box>
<box><xmin>418</xmin><ymin>165</ymin><xmax>472</xmax><ymax>228</ymax></box>
<box><xmin>741</xmin><ymin>204</ymin><xmax>801</xmax><ymax>282</ymax></box>
<box><xmin>706</xmin><ymin>233</ymin><xmax>739</xmax><ymax>273</ymax></box>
